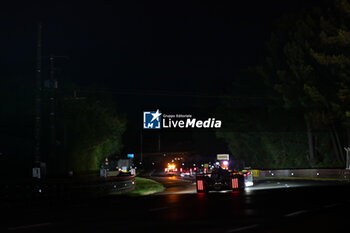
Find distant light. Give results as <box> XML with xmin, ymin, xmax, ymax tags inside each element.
<box><xmin>291</xmin><ymin>172</ymin><xmax>294</xmax><ymax>176</ymax></box>
<box><xmin>271</xmin><ymin>173</ymin><xmax>274</xmax><ymax>176</ymax></box>
<box><xmin>38</xmin><ymin>189</ymin><xmax>42</xmax><ymax>193</ymax></box>
<box><xmin>182</xmin><ymin>163</ymin><xmax>184</xmax><ymax>166</ymax></box>
<box><xmin>215</xmin><ymin>162</ymin><xmax>220</xmax><ymax>165</ymax></box>
<box><xmin>193</xmin><ymin>164</ymin><xmax>196</xmax><ymax>166</ymax></box>
<box><xmin>223</xmin><ymin>161</ymin><xmax>229</xmax><ymax>166</ymax></box>
<box><xmin>317</xmin><ymin>172</ymin><xmax>319</xmax><ymax>176</ymax></box>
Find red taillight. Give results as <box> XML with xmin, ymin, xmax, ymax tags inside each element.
<box><xmin>197</xmin><ymin>180</ymin><xmax>204</xmax><ymax>191</ymax></box>
<box><xmin>175</xmin><ymin>168</ymin><xmax>177</xmax><ymax>172</ymax></box>
<box><xmin>180</xmin><ymin>168</ymin><xmax>183</xmax><ymax>172</ymax></box>
<box><xmin>244</xmin><ymin>174</ymin><xmax>247</xmax><ymax>177</ymax></box>
<box><xmin>247</xmin><ymin>172</ymin><xmax>251</xmax><ymax>175</ymax></box>
<box><xmin>231</xmin><ymin>178</ymin><xmax>238</xmax><ymax>189</ymax></box>
<box><xmin>194</xmin><ymin>167</ymin><xmax>197</xmax><ymax>171</ymax></box>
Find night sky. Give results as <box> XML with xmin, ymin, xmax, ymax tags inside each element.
<box><xmin>0</xmin><ymin>0</ymin><xmax>320</xmax><ymax>156</ymax></box>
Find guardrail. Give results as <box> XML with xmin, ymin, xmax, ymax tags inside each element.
<box><xmin>252</xmin><ymin>169</ymin><xmax>350</xmax><ymax>180</ymax></box>
<box><xmin>98</xmin><ymin>175</ymin><xmax>136</xmax><ymax>193</ymax></box>
<box><xmin>0</xmin><ymin>175</ymin><xmax>136</xmax><ymax>201</ymax></box>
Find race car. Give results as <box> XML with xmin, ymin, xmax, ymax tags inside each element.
<box><xmin>195</xmin><ymin>166</ymin><xmax>252</xmax><ymax>193</ymax></box>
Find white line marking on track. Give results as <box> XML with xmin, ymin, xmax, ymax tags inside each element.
<box><xmin>8</xmin><ymin>222</ymin><xmax>52</xmax><ymax>231</ymax></box>
<box><xmin>323</xmin><ymin>203</ymin><xmax>339</xmax><ymax>208</ymax></box>
<box><xmin>226</xmin><ymin>224</ymin><xmax>259</xmax><ymax>232</ymax></box>
<box><xmin>284</xmin><ymin>210</ymin><xmax>308</xmax><ymax>217</ymax></box>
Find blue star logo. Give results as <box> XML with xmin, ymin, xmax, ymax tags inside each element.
<box><xmin>143</xmin><ymin>110</ymin><xmax>162</xmax><ymax>129</ymax></box>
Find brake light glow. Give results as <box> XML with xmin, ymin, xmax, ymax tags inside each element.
<box><xmin>197</xmin><ymin>180</ymin><xmax>204</xmax><ymax>191</ymax></box>
<box><xmin>231</xmin><ymin>178</ymin><xmax>238</xmax><ymax>189</ymax></box>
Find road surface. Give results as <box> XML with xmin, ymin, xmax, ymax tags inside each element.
<box><xmin>1</xmin><ymin>177</ymin><xmax>350</xmax><ymax>233</ymax></box>
<box><xmin>150</xmin><ymin>175</ymin><xmax>338</xmax><ymax>194</ymax></box>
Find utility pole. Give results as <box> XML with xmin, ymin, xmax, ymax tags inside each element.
<box><xmin>49</xmin><ymin>55</ymin><xmax>57</xmax><ymax>174</ymax></box>
<box><xmin>34</xmin><ymin>23</ymin><xmax>42</xmax><ymax>166</ymax></box>
<box><xmin>46</xmin><ymin>55</ymin><xmax>67</xmax><ymax>175</ymax></box>
<box><xmin>49</xmin><ymin>55</ymin><xmax>56</xmax><ymax>146</ymax></box>
<box><xmin>158</xmin><ymin>133</ymin><xmax>161</xmax><ymax>152</ymax></box>
<box><xmin>140</xmin><ymin>130</ymin><xmax>143</xmax><ymax>164</ymax></box>
<box><xmin>63</xmin><ymin>90</ymin><xmax>85</xmax><ymax>176</ymax></box>
<box><xmin>344</xmin><ymin>147</ymin><xmax>350</xmax><ymax>169</ymax></box>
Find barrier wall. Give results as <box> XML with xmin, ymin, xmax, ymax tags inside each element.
<box><xmin>253</xmin><ymin>169</ymin><xmax>350</xmax><ymax>180</ymax></box>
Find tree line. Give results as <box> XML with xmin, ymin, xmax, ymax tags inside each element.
<box><xmin>217</xmin><ymin>0</ymin><xmax>350</xmax><ymax>169</ymax></box>
<box><xmin>0</xmin><ymin>78</ymin><xmax>126</xmax><ymax>177</ymax></box>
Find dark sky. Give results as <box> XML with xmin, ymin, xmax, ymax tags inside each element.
<box><xmin>1</xmin><ymin>0</ymin><xmax>320</xmax><ymax>91</ymax></box>
<box><xmin>0</xmin><ymin>0</ymin><xmax>320</xmax><ymax>155</ymax></box>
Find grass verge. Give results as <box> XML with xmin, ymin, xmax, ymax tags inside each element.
<box><xmin>127</xmin><ymin>177</ymin><xmax>165</xmax><ymax>196</ymax></box>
